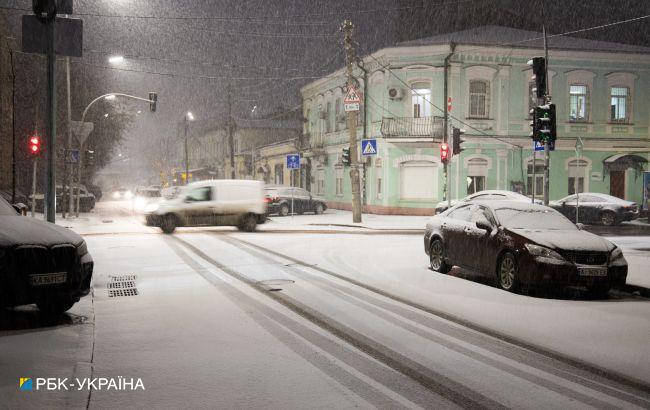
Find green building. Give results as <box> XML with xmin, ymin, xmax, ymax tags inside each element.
<box><xmin>299</xmin><ymin>26</ymin><xmax>650</xmax><ymax>215</ymax></box>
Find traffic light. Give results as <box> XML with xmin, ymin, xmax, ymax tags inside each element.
<box><xmin>527</xmin><ymin>57</ymin><xmax>546</xmax><ymax>99</ymax></box>
<box><xmin>28</xmin><ymin>134</ymin><xmax>41</xmax><ymax>156</ymax></box>
<box><xmin>452</xmin><ymin>127</ymin><xmax>466</xmax><ymax>155</ymax></box>
<box><xmin>440</xmin><ymin>142</ymin><xmax>449</xmax><ymax>164</ymax></box>
<box><xmin>86</xmin><ymin>149</ymin><xmax>95</xmax><ymax>165</ymax></box>
<box><xmin>530</xmin><ymin>103</ymin><xmax>557</xmax><ymax>142</ymax></box>
<box><xmin>341</xmin><ymin>147</ymin><xmax>350</xmax><ymax>166</ymax></box>
<box><xmin>149</xmin><ymin>92</ymin><xmax>157</xmax><ymax>112</ymax></box>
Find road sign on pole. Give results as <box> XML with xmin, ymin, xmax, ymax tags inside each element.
<box><xmin>534</xmin><ymin>139</ymin><xmax>555</xmax><ymax>151</ymax></box>
<box><xmin>344</xmin><ymin>85</ymin><xmax>361</xmax><ymax>112</ymax></box>
<box><xmin>361</xmin><ymin>139</ymin><xmax>377</xmax><ymax>156</ymax></box>
<box><xmin>286</xmin><ymin>154</ymin><xmax>300</xmax><ymax>169</ymax></box>
<box><xmin>65</xmin><ymin>149</ymin><xmax>79</xmax><ymax>164</ymax></box>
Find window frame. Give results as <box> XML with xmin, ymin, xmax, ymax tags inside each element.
<box><xmin>411</xmin><ymin>81</ymin><xmax>432</xmax><ymax>119</ymax></box>
<box><xmin>468</xmin><ymin>79</ymin><xmax>489</xmax><ymax>119</ymax></box>
<box><xmin>609</xmin><ymin>86</ymin><xmax>629</xmax><ymax>124</ymax></box>
<box><xmin>569</xmin><ymin>84</ymin><xmax>589</xmax><ymax>122</ymax></box>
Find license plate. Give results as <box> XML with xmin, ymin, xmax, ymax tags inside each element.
<box><xmin>578</xmin><ymin>267</ymin><xmax>607</xmax><ymax>277</ymax></box>
<box><xmin>29</xmin><ymin>272</ymin><xmax>67</xmax><ymax>286</ymax></box>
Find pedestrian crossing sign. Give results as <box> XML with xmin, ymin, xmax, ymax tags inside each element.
<box><xmin>361</xmin><ymin>139</ymin><xmax>377</xmax><ymax>156</ymax></box>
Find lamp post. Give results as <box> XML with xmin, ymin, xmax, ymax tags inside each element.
<box><xmin>183</xmin><ymin>111</ymin><xmax>195</xmax><ymax>185</ymax></box>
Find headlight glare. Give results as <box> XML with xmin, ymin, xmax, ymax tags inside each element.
<box><xmin>525</xmin><ymin>243</ymin><xmax>564</xmax><ymax>260</ymax></box>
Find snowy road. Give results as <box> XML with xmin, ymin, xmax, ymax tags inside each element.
<box><xmin>2</xmin><ymin>211</ymin><xmax>650</xmax><ymax>408</ymax></box>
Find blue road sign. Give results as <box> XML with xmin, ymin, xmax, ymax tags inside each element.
<box><xmin>65</xmin><ymin>149</ymin><xmax>79</xmax><ymax>164</ymax></box>
<box><xmin>361</xmin><ymin>139</ymin><xmax>378</xmax><ymax>156</ymax></box>
<box><xmin>534</xmin><ymin>140</ymin><xmax>555</xmax><ymax>151</ymax></box>
<box><xmin>286</xmin><ymin>154</ymin><xmax>301</xmax><ymax>169</ymax></box>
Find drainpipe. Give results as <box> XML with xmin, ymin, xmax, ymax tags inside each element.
<box><xmin>443</xmin><ymin>42</ymin><xmax>456</xmax><ymax>208</ymax></box>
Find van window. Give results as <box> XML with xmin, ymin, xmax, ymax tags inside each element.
<box><xmin>186</xmin><ymin>187</ymin><xmax>212</xmax><ymax>202</ymax></box>
<box><xmin>219</xmin><ymin>185</ymin><xmax>257</xmax><ymax>200</ymax></box>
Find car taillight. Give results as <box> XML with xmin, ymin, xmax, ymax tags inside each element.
<box><xmin>264</xmin><ymin>197</ymin><xmax>271</xmax><ymax>203</ymax></box>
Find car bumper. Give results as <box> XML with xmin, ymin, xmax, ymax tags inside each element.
<box><xmin>621</xmin><ymin>210</ymin><xmax>639</xmax><ymax>222</ymax></box>
<box><xmin>518</xmin><ymin>253</ymin><xmax>627</xmax><ymax>288</ymax></box>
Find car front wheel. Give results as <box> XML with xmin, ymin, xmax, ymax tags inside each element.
<box><xmin>429</xmin><ymin>239</ymin><xmax>452</xmax><ymax>273</ymax></box>
<box><xmin>498</xmin><ymin>252</ymin><xmax>520</xmax><ymax>292</ymax></box>
<box><xmin>314</xmin><ymin>203</ymin><xmax>324</xmax><ymax>214</ymax></box>
<box><xmin>279</xmin><ymin>204</ymin><xmax>289</xmax><ymax>217</ymax></box>
<box><xmin>161</xmin><ymin>215</ymin><xmax>177</xmax><ymax>234</ymax></box>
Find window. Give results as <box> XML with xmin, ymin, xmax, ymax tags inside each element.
<box><xmin>335</xmin><ymin>167</ymin><xmax>343</xmax><ymax>196</ymax></box>
<box><xmin>610</xmin><ymin>87</ymin><xmax>629</xmax><ymax>123</ymax></box>
<box><xmin>186</xmin><ymin>187</ymin><xmax>211</xmax><ymax>202</ymax></box>
<box><xmin>411</xmin><ymin>82</ymin><xmax>432</xmax><ymax>118</ymax></box>
<box><xmin>467</xmin><ymin>176</ymin><xmax>485</xmax><ymax>195</ymax></box>
<box><xmin>569</xmin><ymin>85</ymin><xmax>588</xmax><ymax>122</ymax></box>
<box><xmin>274</xmin><ymin>164</ymin><xmax>283</xmax><ymax>185</ymax></box>
<box><xmin>567</xmin><ymin>159</ymin><xmax>588</xmax><ymax>195</ymax></box>
<box><xmin>317</xmin><ymin>169</ymin><xmax>324</xmax><ymax>195</ymax></box>
<box><xmin>526</xmin><ymin>159</ymin><xmax>544</xmax><ymax>196</ymax></box>
<box><xmin>326</xmin><ymin>101</ymin><xmax>332</xmax><ymax>133</ymax></box>
<box><xmin>334</xmin><ymin>98</ymin><xmax>342</xmax><ymax>131</ymax></box>
<box><xmin>399</xmin><ymin>161</ymin><xmax>437</xmax><ymax>200</ymax></box>
<box><xmin>469</xmin><ymin>80</ymin><xmax>489</xmax><ymax>118</ymax></box>
<box><xmin>466</xmin><ymin>157</ymin><xmax>488</xmax><ymax>195</ymax></box>
<box><xmin>376</xmin><ymin>176</ymin><xmax>382</xmax><ymax>199</ymax></box>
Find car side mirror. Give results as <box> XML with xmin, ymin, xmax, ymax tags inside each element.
<box><xmin>476</xmin><ymin>220</ymin><xmax>492</xmax><ymax>231</ymax></box>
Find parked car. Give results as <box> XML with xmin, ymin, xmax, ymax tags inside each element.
<box><xmin>265</xmin><ymin>185</ymin><xmax>327</xmax><ymax>216</ymax></box>
<box><xmin>424</xmin><ymin>200</ymin><xmax>627</xmax><ymax>297</ymax></box>
<box><xmin>87</xmin><ymin>183</ymin><xmax>103</xmax><ymax>201</ymax></box>
<box><xmin>550</xmin><ymin>193</ymin><xmax>639</xmax><ymax>226</ymax></box>
<box><xmin>145</xmin><ymin>180</ymin><xmax>267</xmax><ymax>233</ymax></box>
<box><xmin>435</xmin><ymin>190</ymin><xmax>541</xmax><ymax>213</ymax></box>
<box><xmin>0</xmin><ymin>196</ymin><xmax>93</xmax><ymax>315</ymax></box>
<box><xmin>133</xmin><ymin>186</ymin><xmax>162</xmax><ymax>213</ymax></box>
<box><xmin>31</xmin><ymin>185</ymin><xmax>96</xmax><ymax>213</ymax></box>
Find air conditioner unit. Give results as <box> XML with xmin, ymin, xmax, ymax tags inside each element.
<box><xmin>388</xmin><ymin>87</ymin><xmax>404</xmax><ymax>100</ymax></box>
<box><xmin>318</xmin><ymin>110</ymin><xmax>327</xmax><ymax>119</ymax></box>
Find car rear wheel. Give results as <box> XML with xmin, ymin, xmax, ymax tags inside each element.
<box><xmin>429</xmin><ymin>239</ymin><xmax>451</xmax><ymax>273</ymax></box>
<box><xmin>498</xmin><ymin>252</ymin><xmax>520</xmax><ymax>292</ymax></box>
<box><xmin>238</xmin><ymin>214</ymin><xmax>257</xmax><ymax>232</ymax></box>
<box><xmin>314</xmin><ymin>203</ymin><xmax>324</xmax><ymax>214</ymax></box>
<box><xmin>161</xmin><ymin>215</ymin><xmax>177</xmax><ymax>234</ymax></box>
<box><xmin>600</xmin><ymin>211</ymin><xmax>617</xmax><ymax>226</ymax></box>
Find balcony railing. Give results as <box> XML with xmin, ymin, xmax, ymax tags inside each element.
<box><xmin>380</xmin><ymin>116</ymin><xmax>444</xmax><ymax>139</ymax></box>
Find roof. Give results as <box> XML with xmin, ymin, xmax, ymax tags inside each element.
<box><xmin>397</xmin><ymin>25</ymin><xmax>650</xmax><ymax>54</ymax></box>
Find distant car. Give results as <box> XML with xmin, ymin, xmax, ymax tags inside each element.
<box><xmin>32</xmin><ymin>185</ymin><xmax>96</xmax><ymax>213</ymax></box>
<box><xmin>265</xmin><ymin>185</ymin><xmax>327</xmax><ymax>216</ymax></box>
<box><xmin>145</xmin><ymin>180</ymin><xmax>267</xmax><ymax>233</ymax></box>
<box><xmin>435</xmin><ymin>190</ymin><xmax>540</xmax><ymax>213</ymax></box>
<box><xmin>133</xmin><ymin>186</ymin><xmax>162</xmax><ymax>213</ymax></box>
<box><xmin>86</xmin><ymin>184</ymin><xmax>103</xmax><ymax>201</ymax></box>
<box><xmin>424</xmin><ymin>200</ymin><xmax>627</xmax><ymax>297</ymax></box>
<box><xmin>0</xmin><ymin>196</ymin><xmax>93</xmax><ymax>314</ymax></box>
<box><xmin>111</xmin><ymin>187</ymin><xmax>132</xmax><ymax>200</ymax></box>
<box><xmin>550</xmin><ymin>193</ymin><xmax>639</xmax><ymax>226</ymax></box>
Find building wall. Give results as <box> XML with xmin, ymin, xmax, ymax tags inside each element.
<box><xmin>301</xmin><ymin>42</ymin><xmax>650</xmax><ymax>214</ymax></box>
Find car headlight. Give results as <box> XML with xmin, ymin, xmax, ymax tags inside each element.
<box><xmin>77</xmin><ymin>240</ymin><xmax>88</xmax><ymax>256</ymax></box>
<box><xmin>525</xmin><ymin>243</ymin><xmax>564</xmax><ymax>261</ymax></box>
<box><xmin>124</xmin><ymin>191</ymin><xmax>133</xmax><ymax>199</ymax></box>
<box><xmin>610</xmin><ymin>246</ymin><xmax>624</xmax><ymax>261</ymax></box>
<box><xmin>112</xmin><ymin>191</ymin><xmax>120</xmax><ymax>199</ymax></box>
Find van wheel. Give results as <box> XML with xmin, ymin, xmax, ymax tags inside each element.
<box><xmin>238</xmin><ymin>214</ymin><xmax>257</xmax><ymax>232</ymax></box>
<box><xmin>161</xmin><ymin>215</ymin><xmax>177</xmax><ymax>234</ymax></box>
<box><xmin>279</xmin><ymin>204</ymin><xmax>289</xmax><ymax>217</ymax></box>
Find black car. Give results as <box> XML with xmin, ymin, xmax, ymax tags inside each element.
<box><xmin>32</xmin><ymin>185</ymin><xmax>96</xmax><ymax>213</ymax></box>
<box><xmin>265</xmin><ymin>186</ymin><xmax>327</xmax><ymax>216</ymax></box>
<box><xmin>550</xmin><ymin>193</ymin><xmax>639</xmax><ymax>226</ymax></box>
<box><xmin>424</xmin><ymin>200</ymin><xmax>627</xmax><ymax>297</ymax></box>
<box><xmin>0</xmin><ymin>196</ymin><xmax>93</xmax><ymax>314</ymax></box>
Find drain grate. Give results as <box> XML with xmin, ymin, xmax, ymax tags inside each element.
<box><xmin>108</xmin><ymin>288</ymin><xmax>139</xmax><ymax>297</ymax></box>
<box><xmin>107</xmin><ymin>274</ymin><xmax>139</xmax><ymax>297</ymax></box>
<box><xmin>107</xmin><ymin>281</ymin><xmax>136</xmax><ymax>289</ymax></box>
<box><xmin>109</xmin><ymin>274</ymin><xmax>137</xmax><ymax>282</ymax></box>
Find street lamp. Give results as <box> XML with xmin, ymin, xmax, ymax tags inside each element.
<box><xmin>108</xmin><ymin>55</ymin><xmax>124</xmax><ymax>64</ymax></box>
<box><xmin>184</xmin><ymin>111</ymin><xmax>195</xmax><ymax>185</ymax></box>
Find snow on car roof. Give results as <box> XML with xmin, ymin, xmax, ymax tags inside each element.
<box><xmin>471</xmin><ymin>200</ymin><xmax>550</xmax><ymax>211</ymax></box>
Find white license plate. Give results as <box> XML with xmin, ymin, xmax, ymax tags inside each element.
<box><xmin>29</xmin><ymin>273</ymin><xmax>67</xmax><ymax>286</ymax></box>
<box><xmin>578</xmin><ymin>267</ymin><xmax>607</xmax><ymax>277</ymax></box>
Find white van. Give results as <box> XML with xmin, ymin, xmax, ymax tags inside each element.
<box><xmin>145</xmin><ymin>180</ymin><xmax>267</xmax><ymax>233</ymax></box>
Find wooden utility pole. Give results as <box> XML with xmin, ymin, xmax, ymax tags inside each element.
<box><xmin>342</xmin><ymin>20</ymin><xmax>362</xmax><ymax>223</ymax></box>
<box><xmin>228</xmin><ymin>84</ymin><xmax>236</xmax><ymax>179</ymax></box>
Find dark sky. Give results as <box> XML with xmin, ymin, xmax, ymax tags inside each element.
<box><xmin>1</xmin><ymin>0</ymin><xmax>648</xmax><ymax>174</ymax></box>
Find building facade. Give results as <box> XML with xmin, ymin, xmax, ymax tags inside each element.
<box><xmin>299</xmin><ymin>26</ymin><xmax>650</xmax><ymax>215</ymax></box>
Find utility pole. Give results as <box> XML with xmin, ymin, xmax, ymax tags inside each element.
<box><xmin>44</xmin><ymin>11</ymin><xmax>57</xmax><ymax>222</ymax></box>
<box><xmin>542</xmin><ymin>24</ymin><xmax>550</xmax><ymax>205</ymax></box>
<box><xmin>342</xmin><ymin>20</ymin><xmax>362</xmax><ymax>223</ymax></box>
<box><xmin>228</xmin><ymin>84</ymin><xmax>235</xmax><ymax>179</ymax></box>
<box><xmin>64</xmin><ymin>57</ymin><xmax>73</xmax><ymax>217</ymax></box>
<box><xmin>184</xmin><ymin>116</ymin><xmax>189</xmax><ymax>184</ymax></box>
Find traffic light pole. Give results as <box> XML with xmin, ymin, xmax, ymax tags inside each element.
<box><xmin>31</xmin><ymin>158</ymin><xmax>37</xmax><ymax>218</ymax></box>
<box><xmin>542</xmin><ymin>25</ymin><xmax>550</xmax><ymax>206</ymax></box>
<box><xmin>342</xmin><ymin>20</ymin><xmax>362</xmax><ymax>223</ymax></box>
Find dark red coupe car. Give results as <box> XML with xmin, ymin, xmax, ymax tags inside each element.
<box><xmin>424</xmin><ymin>200</ymin><xmax>627</xmax><ymax>297</ymax></box>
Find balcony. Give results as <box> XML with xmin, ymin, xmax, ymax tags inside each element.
<box><xmin>380</xmin><ymin>116</ymin><xmax>444</xmax><ymax>140</ymax></box>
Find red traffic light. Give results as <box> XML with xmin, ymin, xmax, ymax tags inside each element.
<box><xmin>440</xmin><ymin>142</ymin><xmax>449</xmax><ymax>162</ymax></box>
<box><xmin>28</xmin><ymin>135</ymin><xmax>41</xmax><ymax>155</ymax></box>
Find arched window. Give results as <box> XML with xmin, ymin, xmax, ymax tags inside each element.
<box><xmin>469</xmin><ymin>80</ymin><xmax>489</xmax><ymax>118</ymax></box>
<box><xmin>399</xmin><ymin>160</ymin><xmax>438</xmax><ymax>200</ymax></box>
<box><xmin>567</xmin><ymin>159</ymin><xmax>589</xmax><ymax>195</ymax></box>
<box><xmin>526</xmin><ymin>159</ymin><xmax>544</xmax><ymax>196</ymax></box>
<box><xmin>467</xmin><ymin>158</ymin><xmax>488</xmax><ymax>194</ymax></box>
<box><xmin>411</xmin><ymin>81</ymin><xmax>432</xmax><ymax>118</ymax></box>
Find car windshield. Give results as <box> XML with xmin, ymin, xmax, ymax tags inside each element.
<box><xmin>495</xmin><ymin>207</ymin><xmax>577</xmax><ymax>230</ymax></box>
<box><xmin>0</xmin><ymin>197</ymin><xmax>16</xmax><ymax>215</ymax></box>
